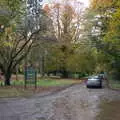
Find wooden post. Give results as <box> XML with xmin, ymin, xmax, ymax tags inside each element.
<box><xmin>24</xmin><ymin>66</ymin><xmax>27</xmax><ymax>89</ymax></box>
<box><xmin>35</xmin><ymin>71</ymin><xmax>37</xmax><ymax>89</ymax></box>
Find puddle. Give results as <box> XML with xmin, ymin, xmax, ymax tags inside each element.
<box><xmin>97</xmin><ymin>100</ymin><xmax>120</xmax><ymax>120</ymax></box>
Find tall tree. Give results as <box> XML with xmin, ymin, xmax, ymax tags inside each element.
<box><xmin>87</xmin><ymin>0</ymin><xmax>120</xmax><ymax>78</ymax></box>
<box><xmin>0</xmin><ymin>0</ymin><xmax>45</xmax><ymax>85</ymax></box>
<box><xmin>44</xmin><ymin>1</ymin><xmax>96</xmax><ymax>77</ymax></box>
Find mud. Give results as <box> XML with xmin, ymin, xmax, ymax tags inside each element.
<box><xmin>0</xmin><ymin>83</ymin><xmax>120</xmax><ymax>120</ymax></box>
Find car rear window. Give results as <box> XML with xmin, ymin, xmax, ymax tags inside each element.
<box><xmin>88</xmin><ymin>78</ymin><xmax>99</xmax><ymax>81</ymax></box>
<box><xmin>88</xmin><ymin>76</ymin><xmax>99</xmax><ymax>79</ymax></box>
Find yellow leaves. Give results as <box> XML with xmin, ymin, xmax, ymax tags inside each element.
<box><xmin>103</xmin><ymin>7</ymin><xmax>120</xmax><ymax>55</ymax></box>
<box><xmin>90</xmin><ymin>0</ymin><xmax>113</xmax><ymax>9</ymax></box>
<box><xmin>105</xmin><ymin>7</ymin><xmax>120</xmax><ymax>39</ymax></box>
<box><xmin>3</xmin><ymin>41</ymin><xmax>13</xmax><ymax>47</ymax></box>
<box><xmin>0</xmin><ymin>26</ymin><xmax>16</xmax><ymax>48</ymax></box>
<box><xmin>5</xmin><ymin>27</ymin><xmax>12</xmax><ymax>35</ymax></box>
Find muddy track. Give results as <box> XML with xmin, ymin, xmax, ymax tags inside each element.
<box><xmin>0</xmin><ymin>82</ymin><xmax>120</xmax><ymax>120</ymax></box>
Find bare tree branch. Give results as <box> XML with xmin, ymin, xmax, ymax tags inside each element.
<box><xmin>12</xmin><ymin>29</ymin><xmax>41</xmax><ymax>60</ymax></box>
<box><xmin>12</xmin><ymin>42</ymin><xmax>33</xmax><ymax>70</ymax></box>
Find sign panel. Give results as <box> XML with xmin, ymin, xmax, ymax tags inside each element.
<box><xmin>24</xmin><ymin>66</ymin><xmax>37</xmax><ymax>88</ymax></box>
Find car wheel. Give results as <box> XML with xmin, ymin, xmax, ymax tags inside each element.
<box><xmin>99</xmin><ymin>85</ymin><xmax>102</xmax><ymax>88</ymax></box>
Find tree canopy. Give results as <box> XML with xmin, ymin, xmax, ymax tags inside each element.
<box><xmin>0</xmin><ymin>0</ymin><xmax>54</xmax><ymax>85</ymax></box>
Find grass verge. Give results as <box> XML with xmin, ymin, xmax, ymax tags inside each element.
<box><xmin>0</xmin><ymin>78</ymin><xmax>82</xmax><ymax>98</ymax></box>
<box><xmin>96</xmin><ymin>100</ymin><xmax>120</xmax><ymax>120</ymax></box>
<box><xmin>9</xmin><ymin>78</ymin><xmax>82</xmax><ymax>87</ymax></box>
<box><xmin>109</xmin><ymin>79</ymin><xmax>120</xmax><ymax>89</ymax></box>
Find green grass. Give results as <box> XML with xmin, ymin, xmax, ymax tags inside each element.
<box><xmin>108</xmin><ymin>76</ymin><xmax>120</xmax><ymax>89</ymax></box>
<box><xmin>1</xmin><ymin>78</ymin><xmax>81</xmax><ymax>87</ymax></box>
<box><xmin>110</xmin><ymin>80</ymin><xmax>120</xmax><ymax>89</ymax></box>
<box><xmin>105</xmin><ymin>75</ymin><xmax>120</xmax><ymax>89</ymax></box>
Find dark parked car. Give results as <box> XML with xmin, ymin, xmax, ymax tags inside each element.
<box><xmin>86</xmin><ymin>75</ymin><xmax>102</xmax><ymax>88</ymax></box>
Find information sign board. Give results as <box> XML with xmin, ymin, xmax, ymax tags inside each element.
<box><xmin>24</xmin><ymin>66</ymin><xmax>37</xmax><ymax>88</ymax></box>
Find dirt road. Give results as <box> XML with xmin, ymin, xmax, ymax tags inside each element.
<box><xmin>0</xmin><ymin>83</ymin><xmax>120</xmax><ymax>120</ymax></box>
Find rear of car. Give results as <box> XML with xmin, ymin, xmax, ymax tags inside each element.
<box><xmin>86</xmin><ymin>76</ymin><xmax>102</xmax><ymax>88</ymax></box>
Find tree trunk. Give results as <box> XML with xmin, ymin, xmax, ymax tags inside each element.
<box><xmin>16</xmin><ymin>66</ymin><xmax>18</xmax><ymax>81</ymax></box>
<box><xmin>4</xmin><ymin>72</ymin><xmax>11</xmax><ymax>86</ymax></box>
